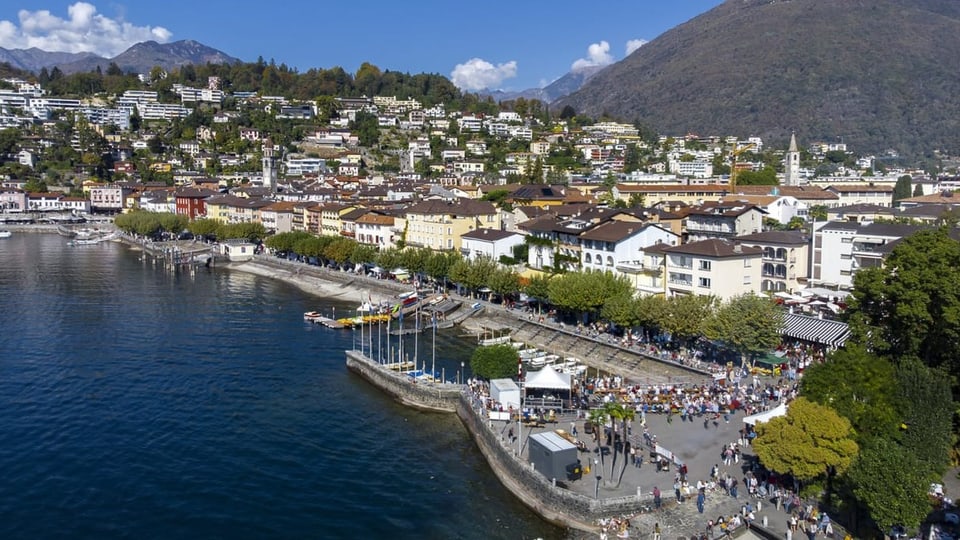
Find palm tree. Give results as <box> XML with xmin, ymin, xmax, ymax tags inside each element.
<box><xmin>587</xmin><ymin>408</ymin><xmax>609</xmax><ymax>482</ymax></box>
<box><xmin>603</xmin><ymin>401</ymin><xmax>628</xmax><ymax>482</ymax></box>
<box><xmin>605</xmin><ymin>402</ymin><xmax>636</xmax><ymax>488</ymax></box>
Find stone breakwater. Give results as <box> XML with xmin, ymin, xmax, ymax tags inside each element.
<box><xmin>345</xmin><ymin>350</ymin><xmax>461</xmax><ymax>413</ymax></box>
<box><xmin>343</xmin><ymin>349</ymin><xmax>651</xmax><ymax>534</ymax></box>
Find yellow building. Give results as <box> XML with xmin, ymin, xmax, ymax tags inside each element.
<box><xmin>403</xmin><ymin>198</ymin><xmax>499</xmax><ymax>251</ymax></box>
<box><xmin>613</xmin><ymin>184</ymin><xmax>729</xmax><ymax>206</ymax></box>
<box><xmin>319</xmin><ymin>203</ymin><xmax>359</xmax><ymax>237</ymax></box>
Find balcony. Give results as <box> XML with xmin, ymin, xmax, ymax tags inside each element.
<box><xmin>669</xmin><ymin>279</ymin><xmax>693</xmax><ymax>287</ymax></box>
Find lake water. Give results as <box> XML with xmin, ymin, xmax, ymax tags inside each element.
<box><xmin>0</xmin><ymin>234</ymin><xmax>564</xmax><ymax>539</ymax></box>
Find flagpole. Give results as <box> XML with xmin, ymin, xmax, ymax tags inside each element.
<box><xmin>413</xmin><ymin>301</ymin><xmax>419</xmax><ymax>369</ymax></box>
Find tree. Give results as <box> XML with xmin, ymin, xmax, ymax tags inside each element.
<box><xmin>587</xmin><ymin>408</ymin><xmax>610</xmax><ymax>479</ymax></box>
<box><xmin>470</xmin><ymin>344</ymin><xmax>519</xmax><ymax>380</ymax></box>
<box><xmin>603</xmin><ymin>401</ymin><xmax>635</xmax><ymax>487</ymax></box>
<box><xmin>488</xmin><ymin>267</ymin><xmax>520</xmax><ymax>300</ymax></box>
<box><xmin>601</xmin><ymin>294</ymin><xmax>639</xmax><ymax>330</ymax></box>
<box><xmin>323</xmin><ymin>237</ymin><xmax>355</xmax><ymax>267</ymax></box>
<box><xmin>913</xmin><ymin>183</ymin><xmax>924</xmax><ymax>197</ymax></box>
<box><xmin>892</xmin><ymin>175</ymin><xmax>912</xmax><ymax>205</ymax></box>
<box><xmin>548</xmin><ymin>271</ymin><xmax>632</xmax><ymax>323</ymax></box>
<box><xmin>704</xmin><ymin>293</ymin><xmax>784</xmax><ymax>363</ymax></box>
<box><xmin>848</xmin><ymin>438</ymin><xmax>931</xmax><ymax>533</ymax></box>
<box><xmin>847</xmin><ymin>228</ymin><xmax>960</xmax><ymax>373</ymax></box>
<box><xmin>753</xmin><ymin>398</ymin><xmax>859</xmax><ymax>483</ymax></box>
<box><xmin>895</xmin><ymin>359</ymin><xmax>954</xmax><ymax>476</ymax></box>
<box><xmin>659</xmin><ymin>294</ymin><xmax>716</xmax><ymax>345</ymax></box>
<box><xmin>809</xmin><ymin>205</ymin><xmax>829</xmax><ymax>221</ymax></box>
<box><xmin>187</xmin><ymin>218</ymin><xmax>220</xmax><ymax>239</ymax></box>
<box><xmin>736</xmin><ymin>166</ymin><xmax>778</xmax><ymax>186</ymax></box>
<box><xmin>265</xmin><ymin>231</ymin><xmax>314</xmax><ymax>253</ymax></box>
<box><xmin>800</xmin><ymin>345</ymin><xmax>899</xmax><ymax>443</ymax></box>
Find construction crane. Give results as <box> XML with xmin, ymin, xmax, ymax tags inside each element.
<box><xmin>728</xmin><ymin>142</ymin><xmax>757</xmax><ymax>191</ymax></box>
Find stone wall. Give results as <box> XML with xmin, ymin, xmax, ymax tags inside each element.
<box><xmin>456</xmin><ymin>393</ymin><xmax>654</xmax><ymax>533</ymax></box>
<box><xmin>345</xmin><ymin>350</ymin><xmax>461</xmax><ymax>413</ymax></box>
<box><xmin>505</xmin><ymin>320</ymin><xmax>710</xmax><ymax>385</ymax></box>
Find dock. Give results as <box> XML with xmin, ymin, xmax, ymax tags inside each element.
<box><xmin>315</xmin><ymin>316</ymin><xmax>346</xmax><ymax>329</ymax></box>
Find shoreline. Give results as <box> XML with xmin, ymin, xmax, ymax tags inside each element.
<box><xmin>139</xmin><ymin>247</ymin><xmax>792</xmax><ymax>539</ymax></box>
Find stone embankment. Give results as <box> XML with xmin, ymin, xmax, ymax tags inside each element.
<box><xmin>467</xmin><ymin>312</ymin><xmax>712</xmax><ymax>386</ymax></box>
<box><xmin>344</xmin><ymin>350</ymin><xmax>461</xmax><ymax>413</ymax></box>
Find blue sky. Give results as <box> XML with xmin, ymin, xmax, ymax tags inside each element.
<box><xmin>0</xmin><ymin>1</ymin><xmax>725</xmax><ymax>91</ymax></box>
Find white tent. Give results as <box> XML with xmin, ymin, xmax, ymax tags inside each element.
<box><xmin>743</xmin><ymin>403</ymin><xmax>788</xmax><ymax>426</ymax></box>
<box><xmin>524</xmin><ymin>365</ymin><xmax>572</xmax><ymax>390</ymax></box>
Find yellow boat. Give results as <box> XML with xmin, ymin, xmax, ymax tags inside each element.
<box><xmin>336</xmin><ymin>314</ymin><xmax>392</xmax><ymax>327</ymax></box>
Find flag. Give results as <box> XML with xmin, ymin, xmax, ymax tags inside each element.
<box><xmin>392</xmin><ymin>303</ymin><xmax>401</xmax><ymax>314</ymax></box>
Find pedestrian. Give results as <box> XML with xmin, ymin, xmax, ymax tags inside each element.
<box><xmin>653</xmin><ymin>486</ymin><xmax>661</xmax><ymax>510</ymax></box>
<box><xmin>674</xmin><ymin>480</ymin><xmax>682</xmax><ymax>503</ymax></box>
<box><xmin>697</xmin><ymin>489</ymin><xmax>706</xmax><ymax>514</ymax></box>
<box><xmin>571</xmin><ymin>421</ymin><xmax>577</xmax><ymax>436</ymax></box>
<box><xmin>508</xmin><ymin>427</ymin><xmax>514</xmax><ymax>443</ymax></box>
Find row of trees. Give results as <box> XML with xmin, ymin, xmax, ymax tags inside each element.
<box><xmin>114</xmin><ymin>212</ymin><xmax>267</xmax><ymax>242</ymax></box>
<box><xmin>750</xmin><ymin>228</ymin><xmax>958</xmax><ymax>536</ymax></box>
<box><xmin>266</xmin><ymin>231</ymin><xmax>786</xmax><ymax>362</ymax></box>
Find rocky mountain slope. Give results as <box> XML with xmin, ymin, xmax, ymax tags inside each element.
<box><xmin>555</xmin><ymin>0</ymin><xmax>960</xmax><ymax>157</ymax></box>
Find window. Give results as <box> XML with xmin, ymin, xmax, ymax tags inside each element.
<box><xmin>744</xmin><ymin>258</ymin><xmax>752</xmax><ymax>268</ymax></box>
<box><xmin>840</xmin><ymin>254</ymin><xmax>851</xmax><ymax>260</ymax></box>
<box><xmin>698</xmin><ymin>277</ymin><xmax>711</xmax><ymax>288</ymax></box>
<box><xmin>841</xmin><ymin>237</ymin><xmax>852</xmax><ymax>243</ymax></box>
<box><xmin>743</xmin><ymin>275</ymin><xmax>752</xmax><ymax>285</ymax></box>
<box><xmin>699</xmin><ymin>260</ymin><xmax>712</xmax><ymax>271</ymax></box>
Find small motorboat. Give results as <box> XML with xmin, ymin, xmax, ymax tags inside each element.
<box><xmin>0</xmin><ymin>230</ymin><xmax>10</xmax><ymax>238</ymax></box>
<box><xmin>303</xmin><ymin>311</ymin><xmax>323</xmax><ymax>322</ymax></box>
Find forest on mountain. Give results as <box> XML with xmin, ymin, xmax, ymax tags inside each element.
<box><xmin>0</xmin><ymin>57</ymin><xmax>480</xmax><ymax>111</ymax></box>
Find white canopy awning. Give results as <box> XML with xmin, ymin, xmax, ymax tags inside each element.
<box><xmin>743</xmin><ymin>403</ymin><xmax>788</xmax><ymax>426</ymax></box>
<box><xmin>525</xmin><ymin>365</ymin><xmax>572</xmax><ymax>390</ymax></box>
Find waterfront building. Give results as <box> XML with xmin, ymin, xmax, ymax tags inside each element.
<box><xmin>662</xmin><ymin>239</ymin><xmax>763</xmax><ymax>300</ymax></box>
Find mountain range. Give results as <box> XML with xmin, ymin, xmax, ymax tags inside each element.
<box><xmin>481</xmin><ymin>65</ymin><xmax>606</xmax><ymax>104</ymax></box>
<box><xmin>0</xmin><ymin>39</ymin><xmax>239</xmax><ymax>75</ymax></box>
<box><xmin>555</xmin><ymin>0</ymin><xmax>960</xmax><ymax>158</ymax></box>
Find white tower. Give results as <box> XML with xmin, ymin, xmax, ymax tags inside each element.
<box><xmin>783</xmin><ymin>132</ymin><xmax>800</xmax><ymax>187</ymax></box>
<box><xmin>262</xmin><ymin>138</ymin><xmax>278</xmax><ymax>192</ymax></box>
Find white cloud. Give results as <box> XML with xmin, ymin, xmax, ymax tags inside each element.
<box><xmin>625</xmin><ymin>38</ymin><xmax>648</xmax><ymax>56</ymax></box>
<box><xmin>450</xmin><ymin>57</ymin><xmax>518</xmax><ymax>91</ymax></box>
<box><xmin>0</xmin><ymin>2</ymin><xmax>172</xmax><ymax>56</ymax></box>
<box><xmin>571</xmin><ymin>41</ymin><xmax>614</xmax><ymax>72</ymax></box>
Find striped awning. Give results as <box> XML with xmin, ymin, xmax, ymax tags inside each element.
<box><xmin>781</xmin><ymin>313</ymin><xmax>850</xmax><ymax>347</ymax></box>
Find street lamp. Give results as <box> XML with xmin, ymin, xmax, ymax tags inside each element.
<box><xmin>594</xmin><ymin>458</ymin><xmax>601</xmax><ymax>498</ymax></box>
<box><xmin>460</xmin><ymin>361</ymin><xmax>465</xmax><ymax>385</ymax></box>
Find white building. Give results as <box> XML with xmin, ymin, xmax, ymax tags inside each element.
<box><xmin>810</xmin><ymin>221</ymin><xmax>922</xmax><ymax>290</ymax></box>
<box><xmin>662</xmin><ymin>239</ymin><xmax>763</xmax><ymax>300</ymax></box>
<box><xmin>460</xmin><ymin>228</ymin><xmax>526</xmax><ymax>262</ymax></box>
<box><xmin>580</xmin><ymin>222</ymin><xmax>678</xmax><ymax>272</ymax></box>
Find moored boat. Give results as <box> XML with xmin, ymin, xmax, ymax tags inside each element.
<box><xmin>0</xmin><ymin>230</ymin><xmax>10</xmax><ymax>238</ymax></box>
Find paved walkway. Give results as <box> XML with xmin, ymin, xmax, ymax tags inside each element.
<box><xmin>504</xmin><ymin>405</ymin><xmax>812</xmax><ymax>539</ymax></box>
